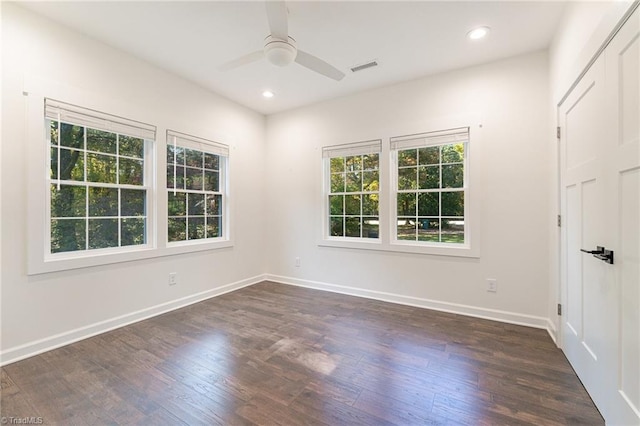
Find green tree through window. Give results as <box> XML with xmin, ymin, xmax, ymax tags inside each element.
<box><xmin>324</xmin><ymin>140</ymin><xmax>381</xmax><ymax>240</ymax></box>
<box><xmin>49</xmin><ymin>120</ymin><xmax>148</xmax><ymax>253</ymax></box>
<box><xmin>166</xmin><ymin>132</ymin><xmax>227</xmax><ymax>243</ymax></box>
<box><xmin>396</xmin><ymin>142</ymin><xmax>465</xmax><ymax>243</ymax></box>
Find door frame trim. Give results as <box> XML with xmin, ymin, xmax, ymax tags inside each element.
<box><xmin>557</xmin><ymin>1</ymin><xmax>639</xmax><ymax>108</ymax></box>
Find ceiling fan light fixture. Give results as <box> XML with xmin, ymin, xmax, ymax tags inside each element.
<box><xmin>264</xmin><ymin>36</ymin><xmax>297</xmax><ymax>67</ymax></box>
<box><xmin>467</xmin><ymin>26</ymin><xmax>490</xmax><ymax>40</ymax></box>
<box><xmin>219</xmin><ymin>5</ymin><xmax>344</xmax><ymax>81</ymax></box>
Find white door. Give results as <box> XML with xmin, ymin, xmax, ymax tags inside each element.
<box><xmin>560</xmin><ymin>7</ymin><xmax>640</xmax><ymax>425</ymax></box>
<box><xmin>560</xmin><ymin>49</ymin><xmax>611</xmax><ymax>421</ymax></box>
<box><xmin>605</xmin><ymin>7</ymin><xmax>640</xmax><ymax>423</ymax></box>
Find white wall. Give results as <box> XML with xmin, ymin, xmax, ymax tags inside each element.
<box><xmin>0</xmin><ymin>4</ymin><xmax>267</xmax><ymax>364</ymax></box>
<box><xmin>265</xmin><ymin>51</ymin><xmax>552</xmax><ymax>327</ymax></box>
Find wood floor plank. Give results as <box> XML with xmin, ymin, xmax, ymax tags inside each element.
<box><xmin>39</xmin><ymin>346</ymin><xmax>149</xmax><ymax>424</ymax></box>
<box><xmin>0</xmin><ymin>370</ymin><xmax>43</xmax><ymax>424</ymax></box>
<box><xmin>302</xmin><ymin>375</ymin><xmax>362</xmax><ymax>406</ymax></box>
<box><xmin>235</xmin><ymin>394</ymin><xmax>319</xmax><ymax>426</ymax></box>
<box><xmin>431</xmin><ymin>392</ymin><xmax>537</xmax><ymax>426</ymax></box>
<box><xmin>0</xmin><ymin>281</ymin><xmax>603</xmax><ymax>425</ymax></box>
<box><xmin>289</xmin><ymin>387</ymin><xmax>393</xmax><ymax>426</ymax></box>
<box><xmin>353</xmin><ymin>388</ymin><xmax>441</xmax><ymax>425</ymax></box>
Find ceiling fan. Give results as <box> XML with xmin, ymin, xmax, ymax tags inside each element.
<box><xmin>218</xmin><ymin>1</ymin><xmax>345</xmax><ymax>81</ymax></box>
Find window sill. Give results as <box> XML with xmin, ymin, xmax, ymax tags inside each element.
<box><xmin>318</xmin><ymin>237</ymin><xmax>382</xmax><ymax>251</ymax></box>
<box><xmin>166</xmin><ymin>239</ymin><xmax>232</xmax><ymax>253</ymax></box>
<box><xmin>29</xmin><ymin>239</ymin><xmax>233</xmax><ymax>275</ymax></box>
<box><xmin>318</xmin><ymin>238</ymin><xmax>479</xmax><ymax>258</ymax></box>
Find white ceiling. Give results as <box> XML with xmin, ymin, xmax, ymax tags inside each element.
<box><xmin>18</xmin><ymin>1</ymin><xmax>568</xmax><ymax>115</ymax></box>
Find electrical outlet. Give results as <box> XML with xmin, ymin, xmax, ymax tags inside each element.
<box><xmin>295</xmin><ymin>257</ymin><xmax>300</xmax><ymax>267</ymax></box>
<box><xmin>169</xmin><ymin>272</ymin><xmax>178</xmax><ymax>286</ymax></box>
<box><xmin>487</xmin><ymin>278</ymin><xmax>497</xmax><ymax>292</ymax></box>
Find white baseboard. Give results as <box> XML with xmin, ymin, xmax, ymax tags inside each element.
<box><xmin>265</xmin><ymin>274</ymin><xmax>551</xmax><ymax>330</ymax></box>
<box><xmin>546</xmin><ymin>317</ymin><xmax>559</xmax><ymax>346</ymax></box>
<box><xmin>2</xmin><ymin>273</ymin><xmax>557</xmax><ymax>366</ymax></box>
<box><xmin>0</xmin><ymin>274</ymin><xmax>266</xmax><ymax>366</ymax></box>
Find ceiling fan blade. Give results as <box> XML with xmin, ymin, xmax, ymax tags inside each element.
<box><xmin>295</xmin><ymin>50</ymin><xmax>345</xmax><ymax>81</ymax></box>
<box><xmin>266</xmin><ymin>1</ymin><xmax>288</xmax><ymax>40</ymax></box>
<box><xmin>218</xmin><ymin>51</ymin><xmax>264</xmax><ymax>71</ymax></box>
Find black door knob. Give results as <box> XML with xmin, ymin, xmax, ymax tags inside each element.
<box><xmin>580</xmin><ymin>246</ymin><xmax>614</xmax><ymax>264</ymax></box>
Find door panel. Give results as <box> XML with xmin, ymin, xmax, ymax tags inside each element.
<box><xmin>620</xmin><ymin>167</ymin><xmax>639</xmax><ymax>415</ymax></box>
<box><xmin>581</xmin><ymin>179</ymin><xmax>606</xmax><ymax>361</ymax></box>
<box><xmin>566</xmin><ymin>184</ymin><xmax>581</xmax><ymax>337</ymax></box>
<box><xmin>605</xmin><ymin>10</ymin><xmax>640</xmax><ymax>424</ymax></box>
<box><xmin>566</xmin><ymin>81</ymin><xmax>600</xmax><ymax>169</ymax></box>
<box><xmin>620</xmin><ymin>32</ymin><xmax>639</xmax><ymax>146</ymax></box>
<box><xmin>560</xmin><ymin>54</ymin><xmax>607</xmax><ymax>408</ymax></box>
<box><xmin>606</xmin><ymin>6</ymin><xmax>640</xmax><ymax>423</ymax></box>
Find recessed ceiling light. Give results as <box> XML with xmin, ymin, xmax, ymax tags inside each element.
<box><xmin>262</xmin><ymin>90</ymin><xmax>275</xmax><ymax>98</ymax></box>
<box><xmin>467</xmin><ymin>26</ymin><xmax>490</xmax><ymax>40</ymax></box>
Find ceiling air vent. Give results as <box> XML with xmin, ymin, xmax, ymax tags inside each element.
<box><xmin>350</xmin><ymin>60</ymin><xmax>379</xmax><ymax>73</ymax></box>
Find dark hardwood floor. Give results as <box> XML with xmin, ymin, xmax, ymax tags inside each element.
<box><xmin>1</xmin><ymin>281</ymin><xmax>603</xmax><ymax>425</ymax></box>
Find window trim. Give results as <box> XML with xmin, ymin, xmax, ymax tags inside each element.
<box><xmin>165</xmin><ymin>130</ymin><xmax>230</xmax><ymax>247</ymax></box>
<box><xmin>42</xmin><ymin>99</ymin><xmax>157</xmax><ymax>261</ymax></box>
<box><xmin>322</xmin><ymin>139</ymin><xmax>383</xmax><ymax>243</ymax></box>
<box><xmin>25</xmin><ymin>83</ymin><xmax>234</xmax><ymax>275</ymax></box>
<box><xmin>318</xmin><ymin>117</ymin><xmax>481</xmax><ymax>258</ymax></box>
<box><xmin>390</xmin><ymin>127</ymin><xmax>469</xmax><ymax>247</ymax></box>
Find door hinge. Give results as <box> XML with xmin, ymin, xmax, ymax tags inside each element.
<box><xmin>557</xmin><ymin>304</ymin><xmax>562</xmax><ymax>316</ymax></box>
<box><xmin>557</xmin><ymin>126</ymin><xmax>561</xmax><ymax>139</ymax></box>
<box><xmin>557</xmin><ymin>215</ymin><xmax>561</xmax><ymax>227</ymax></box>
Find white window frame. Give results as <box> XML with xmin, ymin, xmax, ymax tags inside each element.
<box><xmin>322</xmin><ymin>139</ymin><xmax>383</xmax><ymax>244</ymax></box>
<box><xmin>318</xmin><ymin>119</ymin><xmax>481</xmax><ymax>258</ymax></box>
<box><xmin>25</xmin><ymin>81</ymin><xmax>234</xmax><ymax>275</ymax></box>
<box><xmin>165</xmin><ymin>130</ymin><xmax>230</xmax><ymax>247</ymax></box>
<box><xmin>391</xmin><ymin>127</ymin><xmax>469</xmax><ymax>246</ymax></box>
<box><xmin>45</xmin><ymin>99</ymin><xmax>156</xmax><ymax>259</ymax></box>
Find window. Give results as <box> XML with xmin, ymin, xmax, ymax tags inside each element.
<box><xmin>166</xmin><ymin>130</ymin><xmax>228</xmax><ymax>243</ymax></box>
<box><xmin>323</xmin><ymin>140</ymin><xmax>381</xmax><ymax>239</ymax></box>
<box><xmin>30</xmin><ymin>96</ymin><xmax>233</xmax><ymax>274</ymax></box>
<box><xmin>392</xmin><ymin>128</ymin><xmax>468</xmax><ymax>245</ymax></box>
<box><xmin>46</xmin><ymin>99</ymin><xmax>155</xmax><ymax>255</ymax></box>
<box><xmin>319</xmin><ymin>123</ymin><xmax>477</xmax><ymax>257</ymax></box>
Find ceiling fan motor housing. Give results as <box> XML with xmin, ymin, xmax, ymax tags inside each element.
<box><xmin>264</xmin><ymin>36</ymin><xmax>297</xmax><ymax>67</ymax></box>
